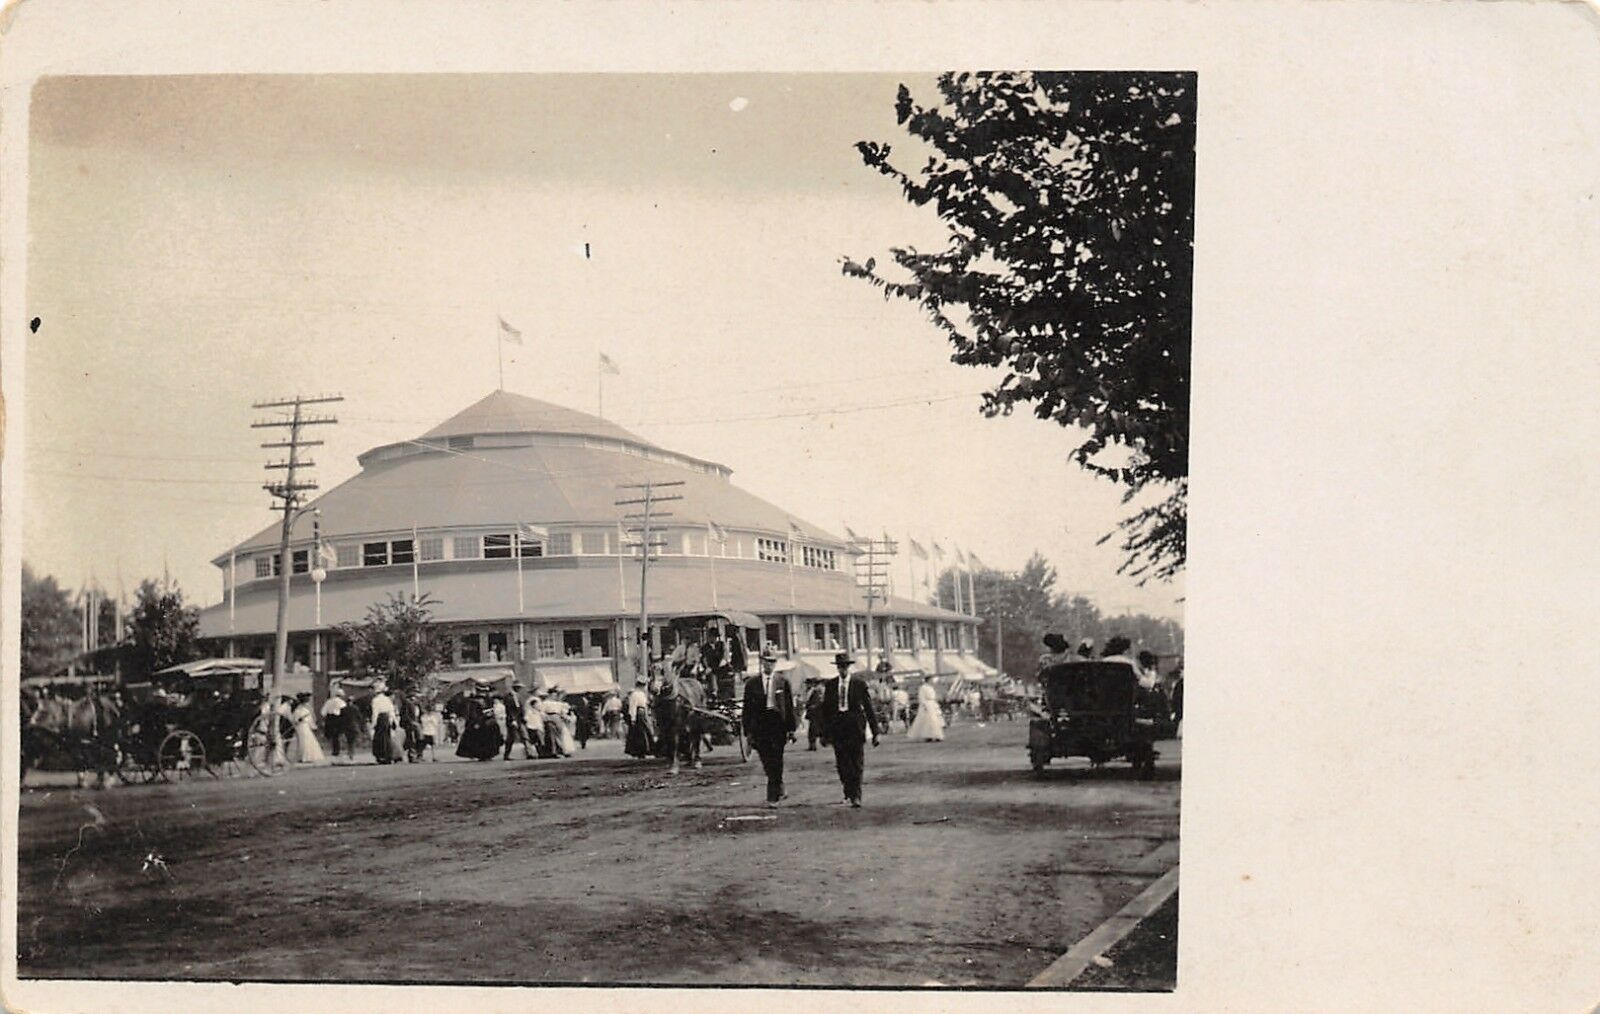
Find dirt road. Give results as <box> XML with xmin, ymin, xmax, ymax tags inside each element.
<box><xmin>15</xmin><ymin>718</ymin><xmax>1179</xmax><ymax>987</ymax></box>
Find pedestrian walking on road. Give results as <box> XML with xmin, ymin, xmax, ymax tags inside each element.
<box><xmin>455</xmin><ymin>684</ymin><xmax>503</xmax><ymax>761</ymax></box>
<box><xmin>320</xmin><ymin>686</ymin><xmax>356</xmax><ymax>761</ymax></box>
<box><xmin>291</xmin><ymin>694</ymin><xmax>329</xmax><ymax>766</ymax></box>
<box><xmin>502</xmin><ymin>681</ymin><xmax>533</xmax><ymax>761</ymax></box>
<box><xmin>369</xmin><ymin>681</ymin><xmax>402</xmax><ymax>765</ymax></box>
<box><xmin>907</xmin><ymin>678</ymin><xmax>945</xmax><ymax>742</ymax></box>
<box><xmin>623</xmin><ymin>676</ymin><xmax>657</xmax><ymax>759</ymax></box>
<box><xmin>803</xmin><ymin>680</ymin><xmax>826</xmax><ymax>751</ymax></box>
<box><xmin>820</xmin><ymin>651</ymin><xmax>881</xmax><ymax>808</ymax></box>
<box><xmin>742</xmin><ymin>644</ymin><xmax>798</xmax><ymax>807</ymax></box>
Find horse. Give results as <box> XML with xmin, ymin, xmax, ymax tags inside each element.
<box><xmin>22</xmin><ymin>688</ymin><xmax>124</xmax><ymax>788</ymax></box>
<box><xmin>654</xmin><ymin>671</ymin><xmax>709</xmax><ymax>775</ymax></box>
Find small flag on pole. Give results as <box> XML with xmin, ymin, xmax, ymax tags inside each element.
<box><xmin>599</xmin><ymin>352</ymin><xmax>620</xmax><ymax>375</ymax></box>
<box><xmin>909</xmin><ymin>538</ymin><xmax>929</xmax><ymax>560</ymax></box>
<box><xmin>931</xmin><ymin>540</ymin><xmax>946</xmax><ymax>559</ymax></box>
<box><xmin>708</xmin><ymin>520</ymin><xmax>728</xmax><ymax>545</ymax></box>
<box><xmin>498</xmin><ymin>316</ymin><xmax>523</xmax><ymax>345</ymax></box>
<box><xmin>519</xmin><ymin>522</ymin><xmax>549</xmax><ymax>542</ymax></box>
<box><xmin>843</xmin><ymin>524</ymin><xmax>862</xmax><ymax>543</ymax></box>
<box><xmin>318</xmin><ymin>542</ymin><xmax>338</xmax><ymax>568</ymax></box>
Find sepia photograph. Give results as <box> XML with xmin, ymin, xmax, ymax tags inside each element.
<box><xmin>13</xmin><ymin>70</ymin><xmax>1192</xmax><ymax>989</ymax></box>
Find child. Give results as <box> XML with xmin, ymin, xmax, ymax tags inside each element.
<box><xmin>420</xmin><ymin>703</ymin><xmax>443</xmax><ymax>761</ymax></box>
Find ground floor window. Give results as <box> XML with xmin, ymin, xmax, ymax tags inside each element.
<box><xmin>893</xmin><ymin>623</ymin><xmax>912</xmax><ymax>651</ymax></box>
<box><xmin>533</xmin><ymin>628</ymin><xmax>559</xmax><ymax>659</ymax></box>
<box><xmin>765</xmin><ymin>622</ymin><xmax>782</xmax><ymax>651</ymax></box>
<box><xmin>810</xmin><ymin>621</ymin><xmax>842</xmax><ymax>650</ymax></box>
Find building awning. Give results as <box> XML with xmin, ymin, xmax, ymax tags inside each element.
<box><xmin>154</xmin><ymin>657</ymin><xmax>266</xmax><ymax>680</ymax></box>
<box><xmin>941</xmin><ymin>654</ymin><xmax>989</xmax><ymax>679</ymax></box>
<box><xmin>435</xmin><ymin>665</ymin><xmax>518</xmax><ymax>695</ymax></box>
<box><xmin>884</xmin><ymin>653</ymin><xmax>925</xmax><ymax>677</ymax></box>
<box><xmin>530</xmin><ymin>659</ymin><xmax>617</xmax><ymax>695</ymax></box>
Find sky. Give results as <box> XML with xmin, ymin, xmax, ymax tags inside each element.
<box><xmin>23</xmin><ymin>73</ymin><xmax>1185</xmax><ymax>621</ymax></box>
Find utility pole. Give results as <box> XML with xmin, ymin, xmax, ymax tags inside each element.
<box><xmin>615</xmin><ymin>479</ymin><xmax>684</xmax><ymax>680</ymax></box>
<box><xmin>850</xmin><ymin>535</ymin><xmax>897</xmax><ymax>671</ymax></box>
<box><xmin>252</xmin><ymin>393</ymin><xmax>342</xmax><ymax>762</ymax></box>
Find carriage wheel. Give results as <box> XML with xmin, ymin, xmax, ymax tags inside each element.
<box><xmin>734</xmin><ymin>723</ymin><xmax>750</xmax><ymax>762</ymax></box>
<box><xmin>158</xmin><ymin>731</ymin><xmax>207</xmax><ymax>782</ymax></box>
<box><xmin>245</xmin><ymin>714</ymin><xmax>290</xmax><ymax>776</ymax></box>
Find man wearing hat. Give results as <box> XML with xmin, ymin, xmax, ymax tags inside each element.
<box><xmin>820</xmin><ymin>651</ymin><xmax>882</xmax><ymax>808</ymax></box>
<box><xmin>320</xmin><ymin>684</ymin><xmax>355</xmax><ymax>762</ymax></box>
<box><xmin>502</xmin><ymin>680</ymin><xmax>532</xmax><ymax>761</ymax></box>
<box><xmin>742</xmin><ymin>644</ymin><xmax>798</xmax><ymax>807</ymax></box>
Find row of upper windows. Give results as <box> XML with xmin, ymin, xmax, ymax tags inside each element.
<box><xmin>801</xmin><ymin>618</ymin><xmax>974</xmax><ymax>652</ymax></box>
<box><xmin>244</xmin><ymin>528</ymin><xmax>842</xmax><ymax>581</ymax></box>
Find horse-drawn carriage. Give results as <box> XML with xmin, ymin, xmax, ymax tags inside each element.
<box><xmin>646</xmin><ymin>611</ymin><xmax>762</xmax><ymax>770</ymax></box>
<box><xmin>1027</xmin><ymin>659</ymin><xmax>1176</xmax><ymax>778</ymax></box>
<box><xmin>116</xmin><ymin>658</ymin><xmax>290</xmax><ymax>782</ymax></box>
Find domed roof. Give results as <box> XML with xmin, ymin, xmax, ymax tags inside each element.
<box><xmin>417</xmin><ymin>390</ymin><xmax>653</xmax><ymax>447</ymax></box>
<box><xmin>221</xmin><ymin>390</ymin><xmax>842</xmax><ymax>558</ymax></box>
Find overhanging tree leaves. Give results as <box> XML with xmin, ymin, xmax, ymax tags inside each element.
<box><xmin>126</xmin><ymin>579</ymin><xmax>201</xmax><ymax>677</ymax></box>
<box><xmin>21</xmin><ymin>564</ymin><xmax>82</xmax><ymax>680</ymax></box>
<box><xmin>337</xmin><ymin>593</ymin><xmax>448</xmax><ymax>697</ymax></box>
<box><xmin>845</xmin><ymin>71</ymin><xmax>1195</xmax><ymax>582</ymax></box>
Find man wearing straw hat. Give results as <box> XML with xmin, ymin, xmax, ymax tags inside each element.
<box><xmin>742</xmin><ymin>644</ymin><xmax>798</xmax><ymax>808</ymax></box>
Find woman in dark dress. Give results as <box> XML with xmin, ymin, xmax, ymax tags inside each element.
<box><xmin>455</xmin><ymin>684</ymin><xmax>503</xmax><ymax>761</ymax></box>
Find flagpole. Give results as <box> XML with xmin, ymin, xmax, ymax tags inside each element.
<box><xmin>497</xmin><ymin>319</ymin><xmax>505</xmax><ymax>391</ymax></box>
<box><xmin>616</xmin><ymin>521</ymin><xmax>627</xmax><ymax>610</ymax></box>
<box><xmin>598</xmin><ymin>360</ymin><xmax>604</xmax><ymax>419</ymax></box>
<box><xmin>515</xmin><ymin>532</ymin><xmax>525</xmax><ymax>614</ymax></box>
<box><xmin>707</xmin><ymin>523</ymin><xmax>719</xmax><ymax>610</ymax></box>
<box><xmin>229</xmin><ymin>550</ymin><xmax>237</xmax><ymax>635</ymax></box>
<box><xmin>411</xmin><ymin>523</ymin><xmax>421</xmax><ymax>600</ymax></box>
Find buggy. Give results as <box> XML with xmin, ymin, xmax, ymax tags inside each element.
<box><xmin>1027</xmin><ymin>660</ymin><xmax>1176</xmax><ymax>778</ymax></box>
<box><xmin>117</xmin><ymin>659</ymin><xmax>292</xmax><ymax>781</ymax></box>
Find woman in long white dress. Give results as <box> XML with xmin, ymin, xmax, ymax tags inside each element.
<box><xmin>907</xmin><ymin>679</ymin><xmax>946</xmax><ymax>742</ymax></box>
<box><xmin>538</xmin><ymin>690</ymin><xmax>578</xmax><ymax>757</ymax></box>
<box><xmin>291</xmin><ymin>695</ymin><xmax>330</xmax><ymax>766</ymax></box>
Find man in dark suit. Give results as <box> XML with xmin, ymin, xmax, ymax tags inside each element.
<box><xmin>820</xmin><ymin>651</ymin><xmax>882</xmax><ymax>808</ymax></box>
<box><xmin>742</xmin><ymin>644</ymin><xmax>798</xmax><ymax>807</ymax></box>
<box><xmin>502</xmin><ymin>681</ymin><xmax>532</xmax><ymax>760</ymax></box>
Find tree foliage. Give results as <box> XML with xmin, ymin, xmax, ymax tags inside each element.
<box><xmin>21</xmin><ymin>564</ymin><xmax>82</xmax><ymax>680</ymax></box>
<box><xmin>846</xmin><ymin>72</ymin><xmax>1195</xmax><ymax>582</ymax></box>
<box><xmin>938</xmin><ymin>554</ymin><xmax>1184</xmax><ymax>681</ymax></box>
<box><xmin>336</xmin><ymin>593</ymin><xmax>449</xmax><ymax>697</ymax></box>
<box><xmin>126</xmin><ymin>579</ymin><xmax>201</xmax><ymax>677</ymax></box>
